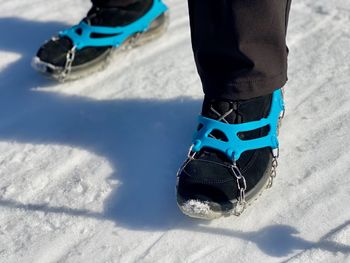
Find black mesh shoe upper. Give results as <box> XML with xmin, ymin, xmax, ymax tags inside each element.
<box><xmin>36</xmin><ymin>0</ymin><xmax>153</xmax><ymax>67</ymax></box>
<box><xmin>177</xmin><ymin>93</ymin><xmax>274</xmax><ymax>206</ymax></box>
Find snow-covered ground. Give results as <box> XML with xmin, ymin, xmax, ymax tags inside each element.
<box><xmin>1</xmin><ymin>0</ymin><xmax>350</xmax><ymax>262</ymax></box>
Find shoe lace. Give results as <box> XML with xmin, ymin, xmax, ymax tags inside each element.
<box><xmin>207</xmin><ymin>101</ymin><xmax>241</xmax><ymax>141</ymax></box>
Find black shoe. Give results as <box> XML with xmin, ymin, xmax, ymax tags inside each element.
<box><xmin>176</xmin><ymin>90</ymin><xmax>284</xmax><ymax>219</ymax></box>
<box><xmin>33</xmin><ymin>0</ymin><xmax>168</xmax><ymax>81</ymax></box>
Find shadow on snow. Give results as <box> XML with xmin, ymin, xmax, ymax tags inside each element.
<box><xmin>0</xmin><ymin>17</ymin><xmax>349</xmax><ymax>258</ymax></box>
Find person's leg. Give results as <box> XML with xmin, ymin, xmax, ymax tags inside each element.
<box><xmin>188</xmin><ymin>0</ymin><xmax>292</xmax><ymax>100</ymax></box>
<box><xmin>176</xmin><ymin>0</ymin><xmax>291</xmax><ymax>219</ymax></box>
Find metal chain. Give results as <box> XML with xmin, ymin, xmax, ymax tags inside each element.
<box><xmin>267</xmin><ymin>105</ymin><xmax>285</xmax><ymax>189</ymax></box>
<box><xmin>266</xmin><ymin>155</ymin><xmax>278</xmax><ymax>189</ymax></box>
<box><xmin>176</xmin><ymin>145</ymin><xmax>196</xmax><ymax>178</ymax></box>
<box><xmin>59</xmin><ymin>45</ymin><xmax>77</xmax><ymax>82</ymax></box>
<box><xmin>230</xmin><ymin>162</ymin><xmax>247</xmax><ymax>216</ymax></box>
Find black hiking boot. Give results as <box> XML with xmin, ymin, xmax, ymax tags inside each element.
<box><xmin>33</xmin><ymin>0</ymin><xmax>168</xmax><ymax>81</ymax></box>
<box><xmin>176</xmin><ymin>89</ymin><xmax>285</xmax><ymax>219</ymax></box>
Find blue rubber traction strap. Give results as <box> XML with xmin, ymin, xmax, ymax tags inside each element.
<box><xmin>192</xmin><ymin>89</ymin><xmax>285</xmax><ymax>161</ymax></box>
<box><xmin>59</xmin><ymin>0</ymin><xmax>168</xmax><ymax>50</ymax></box>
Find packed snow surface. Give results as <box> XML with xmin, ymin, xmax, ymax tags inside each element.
<box><xmin>1</xmin><ymin>0</ymin><xmax>350</xmax><ymax>262</ymax></box>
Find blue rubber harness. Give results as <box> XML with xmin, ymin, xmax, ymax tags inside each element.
<box><xmin>59</xmin><ymin>0</ymin><xmax>168</xmax><ymax>50</ymax></box>
<box><xmin>191</xmin><ymin>89</ymin><xmax>285</xmax><ymax>161</ymax></box>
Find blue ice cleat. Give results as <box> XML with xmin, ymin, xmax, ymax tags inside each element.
<box><xmin>191</xmin><ymin>89</ymin><xmax>285</xmax><ymax>161</ymax></box>
<box><xmin>59</xmin><ymin>0</ymin><xmax>168</xmax><ymax>50</ymax></box>
<box><xmin>176</xmin><ymin>89</ymin><xmax>285</xmax><ymax>219</ymax></box>
<box><xmin>33</xmin><ymin>0</ymin><xmax>169</xmax><ymax>81</ymax></box>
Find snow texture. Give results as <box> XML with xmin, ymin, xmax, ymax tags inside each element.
<box><xmin>180</xmin><ymin>200</ymin><xmax>211</xmax><ymax>217</ymax></box>
<box><xmin>1</xmin><ymin>0</ymin><xmax>350</xmax><ymax>262</ymax></box>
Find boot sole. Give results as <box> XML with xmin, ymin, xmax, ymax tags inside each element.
<box><xmin>32</xmin><ymin>12</ymin><xmax>169</xmax><ymax>82</ymax></box>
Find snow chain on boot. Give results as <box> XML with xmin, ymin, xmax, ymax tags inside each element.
<box><xmin>60</xmin><ymin>46</ymin><xmax>76</xmax><ymax>82</ymax></box>
<box><xmin>182</xmin><ymin>89</ymin><xmax>285</xmax><ymax>217</ymax></box>
<box><xmin>56</xmin><ymin>0</ymin><xmax>168</xmax><ymax>81</ymax></box>
<box><xmin>267</xmin><ymin>95</ymin><xmax>285</xmax><ymax>189</ymax></box>
<box><xmin>230</xmin><ymin>162</ymin><xmax>247</xmax><ymax>216</ymax></box>
<box><xmin>266</xmin><ymin>149</ymin><xmax>279</xmax><ymax>189</ymax></box>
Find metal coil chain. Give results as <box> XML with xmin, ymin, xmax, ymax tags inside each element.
<box><xmin>230</xmin><ymin>162</ymin><xmax>247</xmax><ymax>216</ymax></box>
<box><xmin>59</xmin><ymin>46</ymin><xmax>77</xmax><ymax>82</ymax></box>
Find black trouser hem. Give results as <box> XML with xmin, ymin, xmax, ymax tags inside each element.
<box><xmin>202</xmin><ymin>73</ymin><xmax>288</xmax><ymax>100</ymax></box>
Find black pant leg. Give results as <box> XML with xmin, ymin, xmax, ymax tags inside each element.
<box><xmin>188</xmin><ymin>0</ymin><xmax>292</xmax><ymax>100</ymax></box>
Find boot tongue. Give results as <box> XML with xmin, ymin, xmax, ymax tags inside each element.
<box><xmin>202</xmin><ymin>94</ymin><xmax>272</xmax><ymax>124</ymax></box>
<box><xmin>201</xmin><ymin>97</ymin><xmax>241</xmax><ymax>124</ymax></box>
